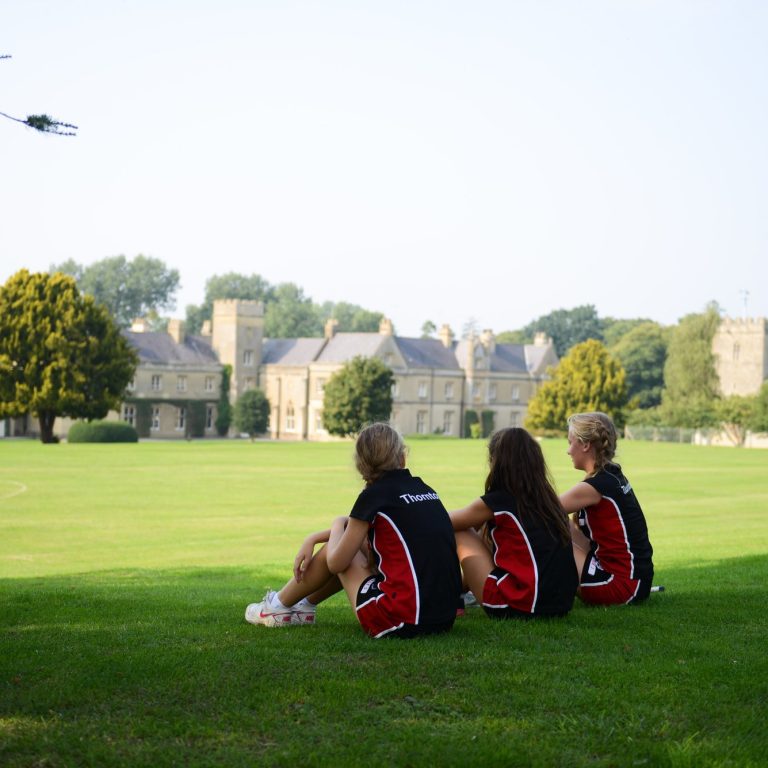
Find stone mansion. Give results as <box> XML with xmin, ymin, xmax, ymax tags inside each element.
<box><xmin>118</xmin><ymin>299</ymin><xmax>559</xmax><ymax>440</ymax></box>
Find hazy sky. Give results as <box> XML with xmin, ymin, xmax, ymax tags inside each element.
<box><xmin>2</xmin><ymin>1</ymin><xmax>766</xmax><ymax>337</ymax></box>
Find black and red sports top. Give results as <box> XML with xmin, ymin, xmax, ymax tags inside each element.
<box><xmin>481</xmin><ymin>490</ymin><xmax>578</xmax><ymax>616</ymax></box>
<box><xmin>349</xmin><ymin>468</ymin><xmax>461</xmax><ymax>627</ymax></box>
<box><xmin>578</xmin><ymin>465</ymin><xmax>654</xmax><ymax>581</ymax></box>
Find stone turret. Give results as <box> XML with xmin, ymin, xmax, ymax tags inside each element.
<box><xmin>212</xmin><ymin>300</ymin><xmax>265</xmax><ymax>402</ymax></box>
<box><xmin>713</xmin><ymin>317</ymin><xmax>768</xmax><ymax>396</ymax></box>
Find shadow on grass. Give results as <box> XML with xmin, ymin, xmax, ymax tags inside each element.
<box><xmin>1</xmin><ymin>556</ymin><xmax>767</xmax><ymax>767</ymax></box>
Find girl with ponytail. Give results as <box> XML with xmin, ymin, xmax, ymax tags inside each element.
<box><xmin>560</xmin><ymin>412</ymin><xmax>654</xmax><ymax>605</ymax></box>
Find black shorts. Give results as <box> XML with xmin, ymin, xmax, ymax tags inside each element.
<box><xmin>356</xmin><ymin>575</ymin><xmax>454</xmax><ymax>639</ymax></box>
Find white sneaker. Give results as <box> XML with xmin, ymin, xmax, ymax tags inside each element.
<box><xmin>292</xmin><ymin>599</ymin><xmax>316</xmax><ymax>626</ymax></box>
<box><xmin>244</xmin><ymin>591</ymin><xmax>317</xmax><ymax>627</ymax></box>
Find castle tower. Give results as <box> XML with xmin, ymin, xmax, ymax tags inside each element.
<box><xmin>212</xmin><ymin>300</ymin><xmax>265</xmax><ymax>401</ymax></box>
<box><xmin>713</xmin><ymin>317</ymin><xmax>768</xmax><ymax>396</ymax></box>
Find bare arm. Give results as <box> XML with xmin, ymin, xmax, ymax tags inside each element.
<box><xmin>559</xmin><ymin>482</ymin><xmax>602</xmax><ymax>515</ymax></box>
<box><xmin>293</xmin><ymin>528</ymin><xmax>331</xmax><ymax>582</ymax></box>
<box><xmin>449</xmin><ymin>498</ymin><xmax>493</xmax><ymax>531</ymax></box>
<box><xmin>326</xmin><ymin>516</ymin><xmax>370</xmax><ymax>575</ymax></box>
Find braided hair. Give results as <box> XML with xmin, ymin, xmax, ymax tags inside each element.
<box><xmin>567</xmin><ymin>412</ymin><xmax>620</xmax><ymax>475</ymax></box>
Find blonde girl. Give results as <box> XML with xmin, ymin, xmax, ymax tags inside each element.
<box><xmin>245</xmin><ymin>423</ymin><xmax>462</xmax><ymax>638</ymax></box>
<box><xmin>560</xmin><ymin>412</ymin><xmax>654</xmax><ymax>605</ymax></box>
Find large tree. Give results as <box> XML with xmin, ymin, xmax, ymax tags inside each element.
<box><xmin>610</xmin><ymin>321</ymin><xmax>668</xmax><ymax>409</ymax></box>
<box><xmin>264</xmin><ymin>283</ymin><xmax>322</xmax><ymax>338</ymax></box>
<box><xmin>322</xmin><ymin>356</ymin><xmax>394</xmax><ymax>437</ymax></box>
<box><xmin>661</xmin><ymin>306</ymin><xmax>721</xmax><ymax>427</ymax></box>
<box><xmin>0</xmin><ymin>270</ymin><xmax>137</xmax><ymax>443</ymax></box>
<box><xmin>233</xmin><ymin>389</ymin><xmax>270</xmax><ymax>439</ymax></box>
<box><xmin>521</xmin><ymin>305</ymin><xmax>604</xmax><ymax>357</ymax></box>
<box><xmin>526</xmin><ymin>339</ymin><xmax>627</xmax><ymax>433</ymax></box>
<box><xmin>52</xmin><ymin>255</ymin><xmax>180</xmax><ymax>328</ymax></box>
<box><xmin>317</xmin><ymin>301</ymin><xmax>384</xmax><ymax>333</ymax></box>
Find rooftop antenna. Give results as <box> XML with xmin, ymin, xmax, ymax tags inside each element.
<box><xmin>739</xmin><ymin>289</ymin><xmax>750</xmax><ymax>320</ymax></box>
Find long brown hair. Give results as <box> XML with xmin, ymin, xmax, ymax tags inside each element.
<box><xmin>485</xmin><ymin>427</ymin><xmax>570</xmax><ymax>545</ymax></box>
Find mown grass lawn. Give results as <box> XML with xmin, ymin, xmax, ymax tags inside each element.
<box><xmin>1</xmin><ymin>438</ymin><xmax>766</xmax><ymax>767</ymax></box>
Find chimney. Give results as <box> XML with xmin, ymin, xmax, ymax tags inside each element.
<box><xmin>168</xmin><ymin>319</ymin><xmax>186</xmax><ymax>345</ymax></box>
<box><xmin>533</xmin><ymin>332</ymin><xmax>551</xmax><ymax>347</ymax></box>
<box><xmin>379</xmin><ymin>317</ymin><xmax>394</xmax><ymax>336</ymax></box>
<box><xmin>201</xmin><ymin>320</ymin><xmax>212</xmax><ymax>336</ymax></box>
<box><xmin>438</xmin><ymin>324</ymin><xmax>454</xmax><ymax>348</ymax></box>
<box><xmin>130</xmin><ymin>318</ymin><xmax>150</xmax><ymax>333</ymax></box>
<box><xmin>480</xmin><ymin>329</ymin><xmax>496</xmax><ymax>354</ymax></box>
<box><xmin>324</xmin><ymin>318</ymin><xmax>339</xmax><ymax>340</ymax></box>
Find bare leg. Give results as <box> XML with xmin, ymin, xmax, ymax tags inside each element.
<box><xmin>337</xmin><ymin>550</ymin><xmax>376</xmax><ymax>608</ymax></box>
<box><xmin>278</xmin><ymin>545</ymin><xmax>339</xmax><ymax>606</ymax></box>
<box><xmin>454</xmin><ymin>529</ymin><xmax>493</xmax><ymax>604</ymax></box>
<box><xmin>570</xmin><ymin>517</ymin><xmax>590</xmax><ymax>590</ymax></box>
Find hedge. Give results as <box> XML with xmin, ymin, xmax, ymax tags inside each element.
<box><xmin>67</xmin><ymin>420</ymin><xmax>139</xmax><ymax>443</ymax></box>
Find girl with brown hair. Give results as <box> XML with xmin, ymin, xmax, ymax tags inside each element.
<box><xmin>450</xmin><ymin>427</ymin><xmax>578</xmax><ymax>619</ymax></box>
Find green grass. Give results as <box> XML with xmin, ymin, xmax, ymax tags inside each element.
<box><xmin>1</xmin><ymin>438</ymin><xmax>767</xmax><ymax>767</ymax></box>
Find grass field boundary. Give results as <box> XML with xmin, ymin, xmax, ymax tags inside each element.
<box><xmin>0</xmin><ymin>481</ymin><xmax>27</xmax><ymax>501</ymax></box>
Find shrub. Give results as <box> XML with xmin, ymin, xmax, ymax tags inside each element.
<box><xmin>68</xmin><ymin>420</ymin><xmax>139</xmax><ymax>443</ymax></box>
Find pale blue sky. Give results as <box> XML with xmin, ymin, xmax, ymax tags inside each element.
<box><xmin>2</xmin><ymin>1</ymin><xmax>766</xmax><ymax>337</ymax></box>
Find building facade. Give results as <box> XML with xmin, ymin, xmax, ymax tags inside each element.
<box><xmin>713</xmin><ymin>317</ymin><xmax>768</xmax><ymax>396</ymax></box>
<box><xmin>3</xmin><ymin>299</ymin><xmax>558</xmax><ymax>440</ymax></box>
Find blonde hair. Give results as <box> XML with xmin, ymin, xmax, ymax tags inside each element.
<box><xmin>354</xmin><ymin>422</ymin><xmax>406</xmax><ymax>484</ymax></box>
<box><xmin>567</xmin><ymin>412</ymin><xmax>618</xmax><ymax>474</ymax></box>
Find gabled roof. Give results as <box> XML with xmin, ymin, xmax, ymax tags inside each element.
<box><xmin>524</xmin><ymin>345</ymin><xmax>555</xmax><ymax>375</ymax></box>
<box><xmin>124</xmin><ymin>331</ymin><xmax>219</xmax><ymax>366</ymax></box>
<box><xmin>262</xmin><ymin>338</ymin><xmax>327</xmax><ymax>365</ymax></box>
<box><xmin>394</xmin><ymin>337</ymin><xmax>462</xmax><ymax>370</ymax></box>
<box><xmin>491</xmin><ymin>344</ymin><xmax>528</xmax><ymax>372</ymax></box>
<box><xmin>315</xmin><ymin>333</ymin><xmax>386</xmax><ymax>363</ymax></box>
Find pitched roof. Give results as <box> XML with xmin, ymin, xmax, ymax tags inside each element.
<box><xmin>315</xmin><ymin>333</ymin><xmax>385</xmax><ymax>363</ymax></box>
<box><xmin>394</xmin><ymin>337</ymin><xmax>462</xmax><ymax>370</ymax></box>
<box><xmin>124</xmin><ymin>331</ymin><xmax>219</xmax><ymax>366</ymax></box>
<box><xmin>262</xmin><ymin>338</ymin><xmax>327</xmax><ymax>365</ymax></box>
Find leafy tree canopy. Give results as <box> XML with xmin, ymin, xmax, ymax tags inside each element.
<box><xmin>233</xmin><ymin>389</ymin><xmax>270</xmax><ymax>438</ymax></box>
<box><xmin>525</xmin><ymin>339</ymin><xmax>628</xmax><ymax>433</ymax></box>
<box><xmin>601</xmin><ymin>317</ymin><xmax>656</xmax><ymax>348</ymax></box>
<box><xmin>51</xmin><ymin>255</ymin><xmax>180</xmax><ymax>328</ymax></box>
<box><xmin>0</xmin><ymin>270</ymin><xmax>137</xmax><ymax>443</ymax></box>
<box><xmin>185</xmin><ymin>272</ymin><xmax>275</xmax><ymax>333</ymax></box>
<box><xmin>750</xmin><ymin>382</ymin><xmax>768</xmax><ymax>433</ymax></box>
<box><xmin>522</xmin><ymin>305</ymin><xmax>604</xmax><ymax>358</ymax></box>
<box><xmin>716</xmin><ymin>394</ymin><xmax>756</xmax><ymax>446</ymax></box>
<box><xmin>661</xmin><ymin>306</ymin><xmax>721</xmax><ymax>427</ymax></box>
<box><xmin>264</xmin><ymin>283</ymin><xmax>322</xmax><ymax>338</ymax></box>
<box><xmin>420</xmin><ymin>320</ymin><xmax>437</xmax><ymax>338</ymax></box>
<box><xmin>317</xmin><ymin>302</ymin><xmax>383</xmax><ymax>333</ymax></box>
<box><xmin>322</xmin><ymin>356</ymin><xmax>394</xmax><ymax>437</ymax></box>
<box><xmin>495</xmin><ymin>330</ymin><xmax>528</xmax><ymax>344</ymax></box>
<box><xmin>610</xmin><ymin>321</ymin><xmax>668</xmax><ymax>409</ymax></box>
<box><xmin>185</xmin><ymin>272</ymin><xmax>384</xmax><ymax>338</ymax></box>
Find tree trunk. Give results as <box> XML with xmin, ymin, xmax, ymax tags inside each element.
<box><xmin>38</xmin><ymin>411</ymin><xmax>58</xmax><ymax>444</ymax></box>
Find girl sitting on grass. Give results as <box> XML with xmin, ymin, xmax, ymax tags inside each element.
<box><xmin>450</xmin><ymin>427</ymin><xmax>578</xmax><ymax>619</ymax></box>
<box><xmin>560</xmin><ymin>412</ymin><xmax>654</xmax><ymax>605</ymax></box>
<box><xmin>245</xmin><ymin>422</ymin><xmax>462</xmax><ymax>639</ymax></box>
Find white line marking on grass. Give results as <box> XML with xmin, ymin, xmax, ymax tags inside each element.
<box><xmin>0</xmin><ymin>481</ymin><xmax>28</xmax><ymax>500</ymax></box>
